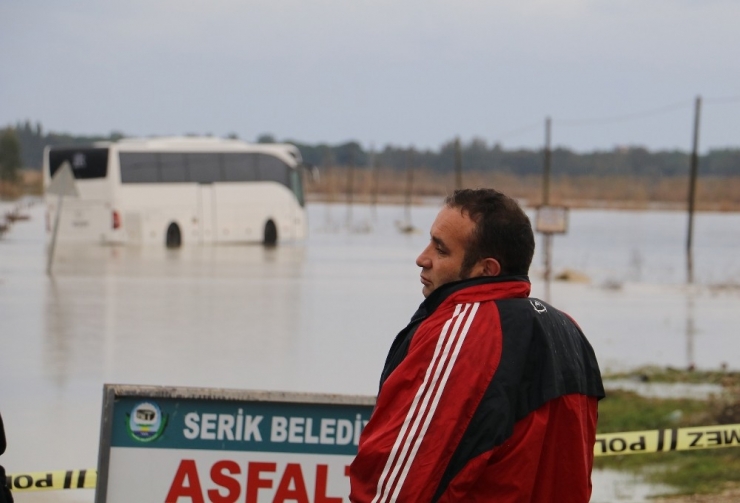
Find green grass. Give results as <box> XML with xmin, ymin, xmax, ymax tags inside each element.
<box><xmin>597</xmin><ymin>389</ymin><xmax>711</xmax><ymax>432</ymax></box>
<box><xmin>595</xmin><ymin>388</ymin><xmax>740</xmax><ymax>495</ymax></box>
<box><xmin>604</xmin><ymin>365</ymin><xmax>740</xmax><ymax>387</ymax></box>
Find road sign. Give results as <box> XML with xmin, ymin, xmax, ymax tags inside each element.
<box><xmin>47</xmin><ymin>161</ymin><xmax>79</xmax><ymax>198</ymax></box>
<box><xmin>535</xmin><ymin>205</ymin><xmax>569</xmax><ymax>234</ymax></box>
<box><xmin>95</xmin><ymin>384</ymin><xmax>375</xmax><ymax>503</ymax></box>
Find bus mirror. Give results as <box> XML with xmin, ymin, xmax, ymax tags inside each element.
<box><xmin>302</xmin><ymin>163</ymin><xmax>319</xmax><ymax>183</ymax></box>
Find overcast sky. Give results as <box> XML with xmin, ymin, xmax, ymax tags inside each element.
<box><xmin>2</xmin><ymin>1</ymin><xmax>739</xmax><ymax>152</ymax></box>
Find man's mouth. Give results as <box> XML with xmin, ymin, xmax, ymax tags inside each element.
<box><xmin>420</xmin><ymin>275</ymin><xmax>431</xmax><ymax>286</ymax></box>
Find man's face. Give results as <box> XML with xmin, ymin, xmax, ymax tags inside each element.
<box><xmin>416</xmin><ymin>206</ymin><xmax>477</xmax><ymax>297</ymax></box>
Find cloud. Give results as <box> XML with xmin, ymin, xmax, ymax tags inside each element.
<box><xmin>1</xmin><ymin>0</ymin><xmax>739</xmax><ymax>150</ymax></box>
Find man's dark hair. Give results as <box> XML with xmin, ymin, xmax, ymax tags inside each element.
<box><xmin>445</xmin><ymin>188</ymin><xmax>535</xmax><ymax>277</ymax></box>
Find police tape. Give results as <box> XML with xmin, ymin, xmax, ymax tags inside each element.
<box><xmin>5</xmin><ymin>469</ymin><xmax>96</xmax><ymax>492</ymax></box>
<box><xmin>6</xmin><ymin>423</ymin><xmax>740</xmax><ymax>491</ymax></box>
<box><xmin>595</xmin><ymin>422</ymin><xmax>740</xmax><ymax>456</ymax></box>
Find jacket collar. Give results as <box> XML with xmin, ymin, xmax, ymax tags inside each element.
<box><xmin>410</xmin><ymin>275</ymin><xmax>531</xmax><ymax>323</ymax></box>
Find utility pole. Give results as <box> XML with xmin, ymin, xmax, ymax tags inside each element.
<box><xmin>686</xmin><ymin>96</ymin><xmax>701</xmax><ymax>284</ymax></box>
<box><xmin>346</xmin><ymin>145</ymin><xmax>355</xmax><ymax>228</ymax></box>
<box><xmin>543</xmin><ymin>117</ymin><xmax>552</xmax><ymax>206</ymax></box>
<box><xmin>370</xmin><ymin>146</ymin><xmax>379</xmax><ymax>222</ymax></box>
<box><xmin>404</xmin><ymin>148</ymin><xmax>415</xmax><ymax>228</ymax></box>
<box><xmin>543</xmin><ymin>117</ymin><xmax>553</xmax><ymax>302</ymax></box>
<box><xmin>454</xmin><ymin>137</ymin><xmax>463</xmax><ymax>190</ymax></box>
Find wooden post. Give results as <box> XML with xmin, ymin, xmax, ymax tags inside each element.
<box><xmin>405</xmin><ymin>149</ymin><xmax>414</xmax><ymax>226</ymax></box>
<box><xmin>543</xmin><ymin>117</ymin><xmax>552</xmax><ymax>206</ymax></box>
<box><xmin>346</xmin><ymin>145</ymin><xmax>355</xmax><ymax>228</ymax></box>
<box><xmin>686</xmin><ymin>96</ymin><xmax>701</xmax><ymax>284</ymax></box>
<box><xmin>543</xmin><ymin>117</ymin><xmax>553</xmax><ymax>302</ymax></box>
<box><xmin>370</xmin><ymin>146</ymin><xmax>379</xmax><ymax>222</ymax></box>
<box><xmin>685</xmin><ymin>291</ymin><xmax>696</xmax><ymax>370</ymax></box>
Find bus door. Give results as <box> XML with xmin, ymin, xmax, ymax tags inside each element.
<box><xmin>198</xmin><ymin>184</ymin><xmax>216</xmax><ymax>244</ymax></box>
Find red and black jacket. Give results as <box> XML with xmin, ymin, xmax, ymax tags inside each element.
<box><xmin>350</xmin><ymin>276</ymin><xmax>605</xmax><ymax>503</ymax></box>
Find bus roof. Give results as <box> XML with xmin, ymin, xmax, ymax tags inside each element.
<box><xmin>49</xmin><ymin>137</ymin><xmax>303</xmax><ymax>165</ymax></box>
<box><xmin>122</xmin><ymin>137</ymin><xmax>302</xmax><ymax>164</ymax></box>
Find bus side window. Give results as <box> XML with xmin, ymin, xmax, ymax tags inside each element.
<box><xmin>120</xmin><ymin>153</ymin><xmax>158</xmax><ymax>183</ymax></box>
<box><xmin>159</xmin><ymin>153</ymin><xmax>187</xmax><ymax>183</ymax></box>
<box><xmin>259</xmin><ymin>154</ymin><xmax>290</xmax><ymax>188</ymax></box>
<box><xmin>222</xmin><ymin>153</ymin><xmax>259</xmax><ymax>182</ymax></box>
<box><xmin>187</xmin><ymin>153</ymin><xmax>221</xmax><ymax>183</ymax></box>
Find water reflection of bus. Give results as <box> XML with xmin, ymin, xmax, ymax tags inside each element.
<box><xmin>44</xmin><ymin>137</ymin><xmax>309</xmax><ymax>247</ymax></box>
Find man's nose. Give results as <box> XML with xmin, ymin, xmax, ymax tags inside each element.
<box><xmin>416</xmin><ymin>248</ymin><xmax>431</xmax><ymax>268</ymax></box>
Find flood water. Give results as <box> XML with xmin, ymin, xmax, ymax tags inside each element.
<box><xmin>2</xmin><ymin>198</ymin><xmax>740</xmax><ymax>502</ymax></box>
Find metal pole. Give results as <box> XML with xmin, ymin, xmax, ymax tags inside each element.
<box><xmin>686</xmin><ymin>96</ymin><xmax>701</xmax><ymax>284</ymax></box>
<box><xmin>454</xmin><ymin>137</ymin><xmax>463</xmax><ymax>190</ymax></box>
<box><xmin>47</xmin><ymin>192</ymin><xmax>64</xmax><ymax>275</ymax></box>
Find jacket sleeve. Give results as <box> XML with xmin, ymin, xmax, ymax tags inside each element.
<box><xmin>349</xmin><ymin>301</ymin><xmax>502</xmax><ymax>502</ymax></box>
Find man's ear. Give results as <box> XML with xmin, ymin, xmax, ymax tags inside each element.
<box><xmin>480</xmin><ymin>258</ymin><xmax>501</xmax><ymax>277</ymax></box>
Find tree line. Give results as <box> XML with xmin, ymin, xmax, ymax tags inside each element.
<box><xmin>6</xmin><ymin>121</ymin><xmax>740</xmax><ymax>179</ymax></box>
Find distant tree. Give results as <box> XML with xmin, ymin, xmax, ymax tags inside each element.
<box><xmin>333</xmin><ymin>141</ymin><xmax>366</xmax><ymax>166</ymax></box>
<box><xmin>3</xmin><ymin>122</ymin><xmax>738</xmax><ymax>179</ymax></box>
<box><xmin>14</xmin><ymin>120</ymin><xmax>46</xmax><ymax>168</ymax></box>
<box><xmin>9</xmin><ymin>121</ymin><xmax>128</xmax><ymax>169</ymax></box>
<box><xmin>110</xmin><ymin>130</ymin><xmax>125</xmax><ymax>141</ymax></box>
<box><xmin>319</xmin><ymin>145</ymin><xmax>335</xmax><ymax>167</ymax></box>
<box><xmin>0</xmin><ymin>128</ymin><xmax>22</xmax><ymax>182</ymax></box>
<box><xmin>257</xmin><ymin>133</ymin><xmax>276</xmax><ymax>143</ymax></box>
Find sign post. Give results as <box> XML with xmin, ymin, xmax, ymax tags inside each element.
<box><xmin>46</xmin><ymin>161</ymin><xmax>79</xmax><ymax>275</ymax></box>
<box><xmin>535</xmin><ymin>205</ymin><xmax>569</xmax><ymax>302</ymax></box>
<box><xmin>95</xmin><ymin>384</ymin><xmax>375</xmax><ymax>503</ymax></box>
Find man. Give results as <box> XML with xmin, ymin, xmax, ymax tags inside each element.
<box><xmin>350</xmin><ymin>189</ymin><xmax>604</xmax><ymax>503</ymax></box>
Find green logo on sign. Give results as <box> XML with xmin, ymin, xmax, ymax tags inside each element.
<box><xmin>126</xmin><ymin>401</ymin><xmax>168</xmax><ymax>442</ymax></box>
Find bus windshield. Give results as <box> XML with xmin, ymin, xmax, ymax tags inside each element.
<box><xmin>49</xmin><ymin>148</ymin><xmax>109</xmax><ymax>179</ymax></box>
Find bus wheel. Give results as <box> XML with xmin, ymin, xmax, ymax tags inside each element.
<box><xmin>166</xmin><ymin>222</ymin><xmax>182</xmax><ymax>248</ymax></box>
<box><xmin>263</xmin><ymin>220</ymin><xmax>278</xmax><ymax>247</ymax></box>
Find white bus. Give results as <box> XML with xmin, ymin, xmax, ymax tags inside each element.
<box><xmin>44</xmin><ymin>137</ymin><xmax>310</xmax><ymax>247</ymax></box>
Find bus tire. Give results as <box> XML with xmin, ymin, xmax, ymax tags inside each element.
<box><xmin>263</xmin><ymin>220</ymin><xmax>278</xmax><ymax>246</ymax></box>
<box><xmin>166</xmin><ymin>222</ymin><xmax>182</xmax><ymax>248</ymax></box>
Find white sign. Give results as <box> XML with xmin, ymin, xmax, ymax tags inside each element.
<box><xmin>535</xmin><ymin>205</ymin><xmax>569</xmax><ymax>234</ymax></box>
<box><xmin>95</xmin><ymin>385</ymin><xmax>375</xmax><ymax>503</ymax></box>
